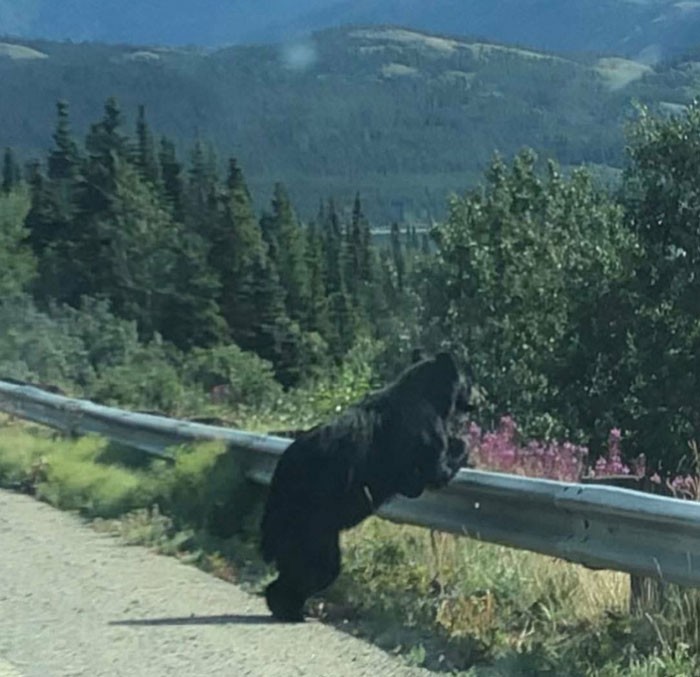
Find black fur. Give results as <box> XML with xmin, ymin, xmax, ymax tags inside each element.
<box><xmin>260</xmin><ymin>351</ymin><xmax>471</xmax><ymax>622</ymax></box>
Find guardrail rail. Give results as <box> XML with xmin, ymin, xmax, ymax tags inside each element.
<box><xmin>1</xmin><ymin>380</ymin><xmax>699</xmax><ymax>591</ymax></box>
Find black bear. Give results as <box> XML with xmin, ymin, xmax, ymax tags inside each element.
<box><xmin>260</xmin><ymin>351</ymin><xmax>472</xmax><ymax>622</ymax></box>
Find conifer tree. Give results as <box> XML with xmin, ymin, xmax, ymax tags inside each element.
<box><xmin>304</xmin><ymin>219</ymin><xmax>331</xmax><ymax>338</ymax></box>
<box><xmin>410</xmin><ymin>225</ymin><xmax>419</xmax><ymax>251</ymax></box>
<box><xmin>160</xmin><ymin>230</ymin><xmax>228</xmax><ymax>349</ymax></box>
<box><xmin>214</xmin><ymin>158</ymin><xmax>268</xmax><ymax>339</ymax></box>
<box><xmin>354</xmin><ymin>192</ymin><xmax>373</xmax><ymax>283</ymax></box>
<box><xmin>390</xmin><ymin>221</ymin><xmax>405</xmax><ymax>291</ymax></box>
<box><xmin>344</xmin><ymin>192</ymin><xmax>375</xmax><ymax>306</ymax></box>
<box><xmin>264</xmin><ymin>182</ymin><xmax>309</xmax><ymax>323</ymax></box>
<box><xmin>323</xmin><ymin>198</ymin><xmax>344</xmax><ymax>296</ymax></box>
<box><xmin>421</xmin><ymin>232</ymin><xmax>431</xmax><ymax>256</ymax></box>
<box><xmin>159</xmin><ymin>136</ymin><xmax>184</xmax><ymax>222</ymax></box>
<box><xmin>48</xmin><ymin>101</ymin><xmax>80</xmax><ymax>181</ymax></box>
<box><xmin>27</xmin><ymin>101</ymin><xmax>84</xmax><ymax>303</ymax></box>
<box><xmin>2</xmin><ymin>148</ymin><xmax>21</xmax><ymax>193</ymax></box>
<box><xmin>185</xmin><ymin>138</ymin><xmax>219</xmax><ymax>237</ymax></box>
<box><xmin>134</xmin><ymin>104</ymin><xmax>159</xmax><ymax>186</ymax></box>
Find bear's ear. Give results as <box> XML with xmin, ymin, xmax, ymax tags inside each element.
<box><xmin>411</xmin><ymin>348</ymin><xmax>426</xmax><ymax>364</ymax></box>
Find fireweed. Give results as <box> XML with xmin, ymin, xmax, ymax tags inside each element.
<box><xmin>466</xmin><ymin>417</ymin><xmax>647</xmax><ymax>481</ymax></box>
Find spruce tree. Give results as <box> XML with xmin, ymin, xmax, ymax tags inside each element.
<box><xmin>185</xmin><ymin>138</ymin><xmax>219</xmax><ymax>238</ymax></box>
<box><xmin>304</xmin><ymin>219</ymin><xmax>331</xmax><ymax>339</ymax></box>
<box><xmin>158</xmin><ymin>136</ymin><xmax>184</xmax><ymax>222</ymax></box>
<box><xmin>265</xmin><ymin>182</ymin><xmax>309</xmax><ymax>324</ymax></box>
<box><xmin>134</xmin><ymin>104</ymin><xmax>160</xmax><ymax>186</ymax></box>
<box><xmin>27</xmin><ymin>102</ymin><xmax>84</xmax><ymax>303</ymax></box>
<box><xmin>323</xmin><ymin>198</ymin><xmax>344</xmax><ymax>296</ymax></box>
<box><xmin>2</xmin><ymin>148</ymin><xmax>21</xmax><ymax>193</ymax></box>
<box><xmin>214</xmin><ymin>158</ymin><xmax>268</xmax><ymax>339</ymax></box>
<box><xmin>390</xmin><ymin>222</ymin><xmax>405</xmax><ymax>291</ymax></box>
<box><xmin>160</xmin><ymin>230</ymin><xmax>228</xmax><ymax>349</ymax></box>
<box><xmin>47</xmin><ymin>101</ymin><xmax>80</xmax><ymax>181</ymax></box>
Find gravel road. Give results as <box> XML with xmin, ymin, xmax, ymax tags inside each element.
<box><xmin>0</xmin><ymin>489</ymin><xmax>430</xmax><ymax>677</ymax></box>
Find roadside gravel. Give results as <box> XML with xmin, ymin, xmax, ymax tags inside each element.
<box><xmin>0</xmin><ymin>489</ymin><xmax>430</xmax><ymax>677</ymax></box>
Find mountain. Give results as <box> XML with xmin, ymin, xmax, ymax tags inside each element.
<box><xmin>0</xmin><ymin>26</ymin><xmax>697</xmax><ymax>221</ymax></box>
<box><xmin>2</xmin><ymin>0</ymin><xmax>700</xmax><ymax>59</ymax></box>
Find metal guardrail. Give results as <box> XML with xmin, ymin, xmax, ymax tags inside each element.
<box><xmin>1</xmin><ymin>380</ymin><xmax>700</xmax><ymax>588</ymax></box>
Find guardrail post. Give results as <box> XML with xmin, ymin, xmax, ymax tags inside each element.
<box><xmin>582</xmin><ymin>474</ymin><xmax>666</xmax><ymax>614</ymax></box>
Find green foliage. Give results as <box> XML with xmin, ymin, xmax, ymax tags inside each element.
<box><xmin>423</xmin><ymin>150</ymin><xmax>636</xmax><ymax>442</ymax></box>
<box><xmin>184</xmin><ymin>344</ymin><xmax>283</xmax><ymax>409</ymax></box>
<box><xmin>87</xmin><ymin>337</ymin><xmax>187</xmax><ymax>413</ymax></box>
<box><xmin>0</xmin><ymin>296</ymin><xmax>93</xmax><ymax>386</ymax></box>
<box><xmin>48</xmin><ymin>100</ymin><xmax>81</xmax><ymax>181</ymax></box>
<box><xmin>0</xmin><ymin>188</ymin><xmax>36</xmax><ymax>297</ymax></box>
<box><xmin>39</xmin><ymin>437</ymin><xmax>162</xmax><ymax>518</ymax></box>
<box><xmin>289</xmin><ymin>336</ymin><xmax>382</xmax><ymax>419</ymax></box>
<box><xmin>0</xmin><ymin>423</ymin><xmax>259</xmax><ymax>529</ymax></box>
<box><xmin>2</xmin><ymin>147</ymin><xmax>21</xmax><ymax>193</ymax></box>
<box><xmin>158</xmin><ymin>136</ymin><xmax>184</xmax><ymax>221</ymax></box>
<box><xmin>616</xmin><ymin>101</ymin><xmax>700</xmax><ymax>465</ymax></box>
<box><xmin>261</xmin><ymin>182</ymin><xmax>311</xmax><ymax>324</ymax></box>
<box><xmin>134</xmin><ymin>104</ymin><xmax>160</xmax><ymax>185</ymax></box>
<box><xmin>86</xmin><ymin>160</ymin><xmax>182</xmax><ymax>336</ymax></box>
<box><xmin>2</xmin><ymin>92</ymin><xmax>416</xmax><ymax>391</ymax></box>
<box><xmin>1</xmin><ymin>27</ymin><xmax>692</xmax><ymax>221</ymax></box>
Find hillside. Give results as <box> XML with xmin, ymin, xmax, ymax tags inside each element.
<box><xmin>2</xmin><ymin>0</ymin><xmax>700</xmax><ymax>59</ymax></box>
<box><xmin>0</xmin><ymin>26</ymin><xmax>698</xmax><ymax>221</ymax></box>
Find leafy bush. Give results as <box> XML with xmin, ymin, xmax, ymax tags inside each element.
<box><xmin>0</xmin><ymin>295</ymin><xmax>93</xmax><ymax>387</ymax></box>
<box><xmin>288</xmin><ymin>336</ymin><xmax>383</xmax><ymax>420</ymax></box>
<box><xmin>86</xmin><ymin>338</ymin><xmax>188</xmax><ymax>413</ymax></box>
<box><xmin>183</xmin><ymin>344</ymin><xmax>283</xmax><ymax>410</ymax></box>
<box><xmin>0</xmin><ymin>188</ymin><xmax>36</xmax><ymax>297</ymax></box>
<box><xmin>50</xmin><ymin>296</ymin><xmax>142</xmax><ymax>375</ymax></box>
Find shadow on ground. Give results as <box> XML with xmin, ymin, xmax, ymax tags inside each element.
<box><xmin>109</xmin><ymin>613</ymin><xmax>294</xmax><ymax>626</ymax></box>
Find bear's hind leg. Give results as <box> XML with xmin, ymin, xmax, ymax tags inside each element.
<box><xmin>265</xmin><ymin>527</ymin><xmax>341</xmax><ymax>622</ymax></box>
<box><xmin>265</xmin><ymin>575</ymin><xmax>306</xmax><ymax>622</ymax></box>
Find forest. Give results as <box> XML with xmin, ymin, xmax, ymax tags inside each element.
<box><xmin>1</xmin><ymin>26</ymin><xmax>699</xmax><ymax>221</ymax></box>
<box><xmin>2</xmin><ymin>96</ymin><xmax>700</xmax><ymax>474</ymax></box>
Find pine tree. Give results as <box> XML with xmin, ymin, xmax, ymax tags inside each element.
<box><xmin>47</xmin><ymin>101</ymin><xmax>80</xmax><ymax>181</ymax></box>
<box><xmin>185</xmin><ymin>138</ymin><xmax>219</xmax><ymax>237</ymax></box>
<box><xmin>344</xmin><ymin>192</ymin><xmax>374</xmax><ymax>302</ymax></box>
<box><xmin>65</xmin><ymin>97</ymin><xmax>131</xmax><ymax>300</ymax></box>
<box><xmin>354</xmin><ymin>192</ymin><xmax>373</xmax><ymax>283</ymax></box>
<box><xmin>410</xmin><ymin>225</ymin><xmax>419</xmax><ymax>251</ymax></box>
<box><xmin>160</xmin><ymin>230</ymin><xmax>228</xmax><ymax>349</ymax></box>
<box><xmin>134</xmin><ymin>104</ymin><xmax>159</xmax><ymax>186</ymax></box>
<box><xmin>421</xmin><ymin>232</ymin><xmax>431</xmax><ymax>256</ymax></box>
<box><xmin>390</xmin><ymin>222</ymin><xmax>405</xmax><ymax>291</ymax></box>
<box><xmin>83</xmin><ymin>97</ymin><xmax>129</xmax><ymax>215</ymax></box>
<box><xmin>27</xmin><ymin>102</ymin><xmax>84</xmax><ymax>304</ymax></box>
<box><xmin>213</xmin><ymin>158</ymin><xmax>268</xmax><ymax>339</ymax></box>
<box><xmin>264</xmin><ymin>183</ymin><xmax>309</xmax><ymax>324</ymax></box>
<box><xmin>304</xmin><ymin>219</ymin><xmax>331</xmax><ymax>338</ymax></box>
<box><xmin>158</xmin><ymin>136</ymin><xmax>184</xmax><ymax>222</ymax></box>
<box><xmin>323</xmin><ymin>198</ymin><xmax>344</xmax><ymax>296</ymax></box>
<box><xmin>2</xmin><ymin>148</ymin><xmax>21</xmax><ymax>193</ymax></box>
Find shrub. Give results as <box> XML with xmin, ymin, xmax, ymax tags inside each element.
<box><xmin>87</xmin><ymin>337</ymin><xmax>188</xmax><ymax>413</ymax></box>
<box><xmin>183</xmin><ymin>344</ymin><xmax>283</xmax><ymax>410</ymax></box>
<box><xmin>467</xmin><ymin>416</ymin><xmax>589</xmax><ymax>481</ymax></box>
<box><xmin>467</xmin><ymin>416</ymin><xmax>649</xmax><ymax>481</ymax></box>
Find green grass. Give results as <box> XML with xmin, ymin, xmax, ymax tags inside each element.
<box><xmin>1</xmin><ymin>416</ymin><xmax>698</xmax><ymax>675</ymax></box>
